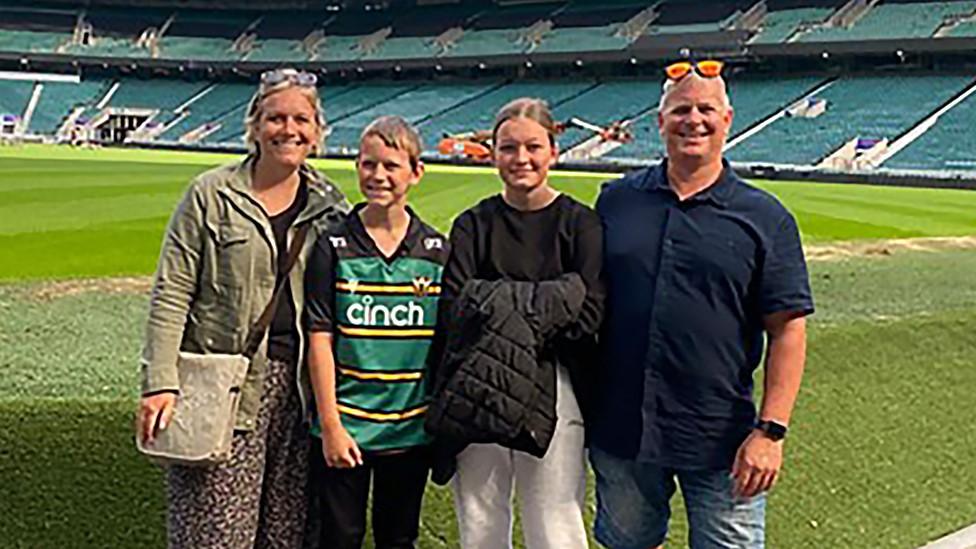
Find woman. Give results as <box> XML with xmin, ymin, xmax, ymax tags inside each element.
<box><xmin>136</xmin><ymin>68</ymin><xmax>349</xmax><ymax>548</ymax></box>
<box><xmin>439</xmin><ymin>98</ymin><xmax>605</xmax><ymax>549</ymax></box>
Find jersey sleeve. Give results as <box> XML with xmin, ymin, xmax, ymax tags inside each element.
<box><xmin>304</xmin><ymin>232</ymin><xmax>337</xmax><ymax>333</ymax></box>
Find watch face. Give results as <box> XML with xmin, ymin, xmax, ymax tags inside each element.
<box><xmin>759</xmin><ymin>420</ymin><xmax>787</xmax><ymax>440</ymax></box>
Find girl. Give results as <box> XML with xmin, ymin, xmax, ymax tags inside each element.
<box><xmin>440</xmin><ymin>98</ymin><xmax>605</xmax><ymax>549</ymax></box>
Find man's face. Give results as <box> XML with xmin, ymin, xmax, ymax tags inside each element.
<box><xmin>657</xmin><ymin>76</ymin><xmax>733</xmax><ymax>165</ymax></box>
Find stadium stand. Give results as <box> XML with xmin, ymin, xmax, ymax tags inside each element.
<box><xmin>0</xmin><ymin>79</ymin><xmax>33</xmax><ymax>119</ymax></box>
<box><xmin>552</xmin><ymin>80</ymin><xmax>655</xmax><ymax>148</ymax></box>
<box><xmin>0</xmin><ymin>4</ymin><xmax>75</xmax><ymax>53</ymax></box>
<box><xmin>726</xmin><ymin>75</ymin><xmax>825</xmax><ymax>134</ymax></box>
<box><xmin>418</xmin><ymin>80</ymin><xmax>597</xmax><ymax>150</ymax></box>
<box><xmin>727</xmin><ymin>74</ymin><xmax>972</xmax><ymax>165</ymax></box>
<box><xmin>532</xmin><ymin>25</ymin><xmax>633</xmax><ymax>53</ymax></box>
<box><xmin>3</xmin><ymin>0</ymin><xmax>976</xmax><ymax>176</ymax></box>
<box><xmin>326</xmin><ymin>82</ymin><xmax>500</xmax><ymax>150</ymax></box>
<box><xmin>158</xmin><ymin>82</ymin><xmax>253</xmax><ymax>141</ymax></box>
<box><xmin>29</xmin><ymin>80</ymin><xmax>107</xmax><ymax>134</ymax></box>
<box><xmin>885</xmin><ymin>86</ymin><xmax>976</xmax><ymax>171</ymax></box>
<box><xmin>749</xmin><ymin>5</ymin><xmax>835</xmax><ymax>43</ymax></box>
<box><xmin>799</xmin><ymin>0</ymin><xmax>976</xmax><ymax>41</ymax></box>
<box><xmin>107</xmin><ymin>79</ymin><xmax>208</xmax><ymax>111</ymax></box>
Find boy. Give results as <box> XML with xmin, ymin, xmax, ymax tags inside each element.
<box><xmin>304</xmin><ymin>116</ymin><xmax>448</xmax><ymax>549</ymax></box>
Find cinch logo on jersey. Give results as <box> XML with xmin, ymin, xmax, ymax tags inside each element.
<box><xmin>346</xmin><ymin>295</ymin><xmax>425</xmax><ymax>327</ymax></box>
<box><xmin>319</xmin><ymin>227</ymin><xmax>448</xmax><ymax>453</ymax></box>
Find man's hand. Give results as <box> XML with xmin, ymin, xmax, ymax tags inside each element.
<box><xmin>731</xmin><ymin>429</ymin><xmax>783</xmax><ymax>498</ymax></box>
<box><xmin>322</xmin><ymin>425</ymin><xmax>364</xmax><ymax>469</ymax></box>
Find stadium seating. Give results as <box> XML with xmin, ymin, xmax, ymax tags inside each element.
<box><xmin>0</xmin><ymin>30</ymin><xmax>67</xmax><ymax>53</ymax></box>
<box><xmin>532</xmin><ymin>25</ymin><xmax>633</xmax><ymax>53</ymax></box>
<box><xmin>315</xmin><ymin>35</ymin><xmax>369</xmax><ymax>62</ymax></box>
<box><xmin>442</xmin><ymin>29</ymin><xmax>529</xmax><ymax>57</ymax></box>
<box><xmin>327</xmin><ymin>82</ymin><xmax>500</xmax><ymax>150</ymax></box>
<box><xmin>0</xmin><ymin>4</ymin><xmax>75</xmax><ymax>55</ymax></box>
<box><xmin>158</xmin><ymin>83</ymin><xmax>253</xmax><ymax>141</ymax></box>
<box><xmin>29</xmin><ymin>80</ymin><xmax>108</xmax><ymax>134</ymax></box>
<box><xmin>108</xmin><ymin>79</ymin><xmax>208</xmax><ymax>111</ymax></box>
<box><xmin>246</xmin><ymin>39</ymin><xmax>308</xmax><ymax>62</ymax></box>
<box><xmin>884</xmin><ymin>87</ymin><xmax>976</xmax><ymax>171</ymax></box>
<box><xmin>727</xmin><ymin>74</ymin><xmax>972</xmax><ymax>165</ymax></box>
<box><xmin>418</xmin><ymin>80</ymin><xmax>597</xmax><ymax>150</ymax></box>
<box><xmin>553</xmin><ymin>80</ymin><xmax>657</xmax><ymax>148</ymax></box>
<box><xmin>750</xmin><ymin>7</ymin><xmax>833</xmax><ymax>43</ymax></box>
<box><xmin>799</xmin><ymin>1</ymin><xmax>976</xmax><ymax>41</ymax></box>
<box><xmin>366</xmin><ymin>37</ymin><xmax>440</xmax><ymax>60</ymax></box>
<box><xmin>727</xmin><ymin>75</ymin><xmax>824</xmax><ymax>134</ymax></box>
<box><xmin>0</xmin><ymin>80</ymin><xmax>34</xmax><ymax>119</ymax></box>
<box><xmin>157</xmin><ymin>36</ymin><xmax>241</xmax><ymax>61</ymax></box>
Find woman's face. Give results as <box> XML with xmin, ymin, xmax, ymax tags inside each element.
<box><xmin>254</xmin><ymin>87</ymin><xmax>320</xmax><ymax>169</ymax></box>
<box><xmin>493</xmin><ymin>116</ymin><xmax>557</xmax><ymax>193</ymax></box>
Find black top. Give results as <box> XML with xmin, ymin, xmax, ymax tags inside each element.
<box><xmin>592</xmin><ymin>160</ymin><xmax>814</xmax><ymax>469</ymax></box>
<box><xmin>440</xmin><ymin>193</ymin><xmax>605</xmax><ymax>410</ymax></box>
<box><xmin>266</xmin><ymin>181</ymin><xmax>308</xmax><ymax>364</ymax></box>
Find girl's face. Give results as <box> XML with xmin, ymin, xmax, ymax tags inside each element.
<box><xmin>254</xmin><ymin>87</ymin><xmax>320</xmax><ymax>169</ymax></box>
<box><xmin>493</xmin><ymin>116</ymin><xmax>558</xmax><ymax>193</ymax></box>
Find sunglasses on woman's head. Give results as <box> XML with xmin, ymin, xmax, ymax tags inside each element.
<box><xmin>260</xmin><ymin>68</ymin><xmax>317</xmax><ymax>87</ymax></box>
<box><xmin>664</xmin><ymin>59</ymin><xmax>724</xmax><ymax>81</ymax></box>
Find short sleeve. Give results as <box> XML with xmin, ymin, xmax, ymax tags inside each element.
<box><xmin>304</xmin><ymin>233</ymin><xmax>337</xmax><ymax>332</ymax></box>
<box><xmin>760</xmin><ymin>212</ymin><xmax>814</xmax><ymax>317</ymax></box>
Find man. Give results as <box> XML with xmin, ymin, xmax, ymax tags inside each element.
<box><xmin>590</xmin><ymin>60</ymin><xmax>814</xmax><ymax>549</ymax></box>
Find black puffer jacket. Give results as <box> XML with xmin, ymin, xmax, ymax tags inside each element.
<box><xmin>426</xmin><ymin>273</ymin><xmax>586</xmax><ymax>463</ymax></box>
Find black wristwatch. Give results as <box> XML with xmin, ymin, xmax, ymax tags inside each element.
<box><xmin>755</xmin><ymin>419</ymin><xmax>788</xmax><ymax>441</ymax></box>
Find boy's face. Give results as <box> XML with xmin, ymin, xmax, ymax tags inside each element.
<box><xmin>356</xmin><ymin>135</ymin><xmax>422</xmax><ymax>208</ymax></box>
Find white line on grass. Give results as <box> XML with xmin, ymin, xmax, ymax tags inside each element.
<box><xmin>918</xmin><ymin>523</ymin><xmax>976</xmax><ymax>549</ymax></box>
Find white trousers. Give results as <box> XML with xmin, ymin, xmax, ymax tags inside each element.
<box><xmin>451</xmin><ymin>365</ymin><xmax>588</xmax><ymax>549</ymax></box>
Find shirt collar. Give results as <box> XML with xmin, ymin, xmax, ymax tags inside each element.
<box><xmin>643</xmin><ymin>158</ymin><xmax>738</xmax><ymax>208</ymax></box>
<box><xmin>348</xmin><ymin>202</ymin><xmax>423</xmax><ymax>259</ymax></box>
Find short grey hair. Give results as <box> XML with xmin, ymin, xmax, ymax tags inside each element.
<box><xmin>243</xmin><ymin>78</ymin><xmax>327</xmax><ymax>155</ymax></box>
<box><xmin>658</xmin><ymin>72</ymin><xmax>731</xmax><ymax>112</ymax></box>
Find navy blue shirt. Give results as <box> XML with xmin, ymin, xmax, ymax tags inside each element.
<box><xmin>591</xmin><ymin>160</ymin><xmax>814</xmax><ymax>469</ymax></box>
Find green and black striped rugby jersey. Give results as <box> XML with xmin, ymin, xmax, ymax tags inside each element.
<box><xmin>305</xmin><ymin>204</ymin><xmax>448</xmax><ymax>452</ymax></box>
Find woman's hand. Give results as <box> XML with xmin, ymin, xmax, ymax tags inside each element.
<box><xmin>322</xmin><ymin>425</ymin><xmax>363</xmax><ymax>469</ymax></box>
<box><xmin>138</xmin><ymin>392</ymin><xmax>177</xmax><ymax>444</ymax></box>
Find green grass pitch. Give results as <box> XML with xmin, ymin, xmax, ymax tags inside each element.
<box><xmin>1</xmin><ymin>145</ymin><xmax>975</xmax><ymax>548</ymax></box>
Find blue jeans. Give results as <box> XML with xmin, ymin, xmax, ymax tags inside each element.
<box><xmin>590</xmin><ymin>447</ymin><xmax>766</xmax><ymax>549</ymax></box>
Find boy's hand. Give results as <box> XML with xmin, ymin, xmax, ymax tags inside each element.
<box><xmin>322</xmin><ymin>425</ymin><xmax>364</xmax><ymax>468</ymax></box>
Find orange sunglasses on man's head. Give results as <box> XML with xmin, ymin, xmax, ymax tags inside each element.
<box><xmin>664</xmin><ymin>59</ymin><xmax>724</xmax><ymax>81</ymax></box>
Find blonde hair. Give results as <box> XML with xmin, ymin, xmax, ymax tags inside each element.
<box><xmin>243</xmin><ymin>77</ymin><xmax>326</xmax><ymax>156</ymax></box>
<box><xmin>492</xmin><ymin>97</ymin><xmax>558</xmax><ymax>147</ymax></box>
<box><xmin>360</xmin><ymin>115</ymin><xmax>423</xmax><ymax>172</ymax></box>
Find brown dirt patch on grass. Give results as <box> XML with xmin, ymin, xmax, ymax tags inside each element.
<box><xmin>27</xmin><ymin>277</ymin><xmax>152</xmax><ymax>301</ymax></box>
<box><xmin>806</xmin><ymin>236</ymin><xmax>976</xmax><ymax>262</ymax></box>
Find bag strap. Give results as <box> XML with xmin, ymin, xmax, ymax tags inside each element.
<box><xmin>242</xmin><ymin>223</ymin><xmax>310</xmax><ymax>359</ymax></box>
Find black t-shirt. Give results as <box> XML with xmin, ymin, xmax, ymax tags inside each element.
<box><xmin>440</xmin><ymin>193</ymin><xmax>605</xmax><ymax>406</ymax></box>
<box><xmin>266</xmin><ymin>181</ymin><xmax>308</xmax><ymax>364</ymax></box>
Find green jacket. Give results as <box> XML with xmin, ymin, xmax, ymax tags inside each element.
<box><xmin>140</xmin><ymin>156</ymin><xmax>350</xmax><ymax>431</ymax></box>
